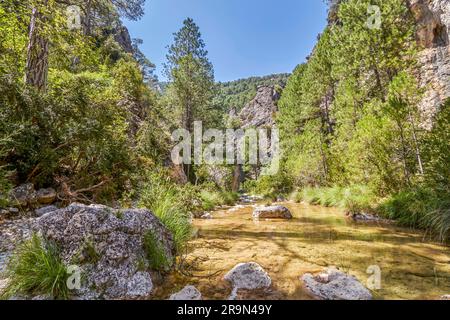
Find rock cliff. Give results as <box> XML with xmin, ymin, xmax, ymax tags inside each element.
<box><xmin>410</xmin><ymin>0</ymin><xmax>450</xmax><ymax>128</ymax></box>
<box><xmin>239</xmin><ymin>85</ymin><xmax>280</xmax><ymax>129</ymax></box>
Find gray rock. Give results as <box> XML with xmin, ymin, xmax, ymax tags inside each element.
<box><xmin>36</xmin><ymin>188</ymin><xmax>56</xmax><ymax>205</ymax></box>
<box><xmin>301</xmin><ymin>267</ymin><xmax>372</xmax><ymax>300</ymax></box>
<box><xmin>224</xmin><ymin>262</ymin><xmax>271</xmax><ymax>291</ymax></box>
<box><xmin>31</xmin><ymin>295</ymin><xmax>54</xmax><ymax>300</ymax></box>
<box><xmin>0</xmin><ymin>278</ymin><xmax>9</xmax><ymax>294</ymax></box>
<box><xmin>411</xmin><ymin>0</ymin><xmax>450</xmax><ymax>129</ymax></box>
<box><xmin>239</xmin><ymin>86</ymin><xmax>280</xmax><ymax>129</ymax></box>
<box><xmin>35</xmin><ymin>205</ymin><xmax>58</xmax><ymax>217</ymax></box>
<box><xmin>38</xmin><ymin>203</ymin><xmax>175</xmax><ymax>300</ymax></box>
<box><xmin>253</xmin><ymin>206</ymin><xmax>293</xmax><ymax>219</ymax></box>
<box><xmin>0</xmin><ymin>218</ymin><xmax>36</xmax><ymax>252</ymax></box>
<box><xmin>348</xmin><ymin>212</ymin><xmax>382</xmax><ymax>222</ymax></box>
<box><xmin>0</xmin><ymin>252</ymin><xmax>11</xmax><ymax>274</ymax></box>
<box><xmin>200</xmin><ymin>213</ymin><xmax>213</xmax><ymax>220</ymax></box>
<box><xmin>441</xmin><ymin>294</ymin><xmax>450</xmax><ymax>300</ymax></box>
<box><xmin>169</xmin><ymin>285</ymin><xmax>202</xmax><ymax>300</ymax></box>
<box><xmin>8</xmin><ymin>207</ymin><xmax>19</xmax><ymax>214</ymax></box>
<box><xmin>9</xmin><ymin>183</ymin><xmax>37</xmax><ymax>207</ymax></box>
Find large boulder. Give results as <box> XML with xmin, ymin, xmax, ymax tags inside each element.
<box><xmin>224</xmin><ymin>262</ymin><xmax>271</xmax><ymax>291</ymax></box>
<box><xmin>169</xmin><ymin>285</ymin><xmax>202</xmax><ymax>300</ymax></box>
<box><xmin>37</xmin><ymin>203</ymin><xmax>175</xmax><ymax>300</ymax></box>
<box><xmin>253</xmin><ymin>206</ymin><xmax>293</xmax><ymax>219</ymax></box>
<box><xmin>301</xmin><ymin>267</ymin><xmax>372</xmax><ymax>300</ymax></box>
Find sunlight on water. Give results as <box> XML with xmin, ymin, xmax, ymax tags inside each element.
<box><xmin>153</xmin><ymin>202</ymin><xmax>450</xmax><ymax>300</ymax></box>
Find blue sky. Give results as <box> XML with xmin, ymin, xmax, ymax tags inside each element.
<box><xmin>124</xmin><ymin>0</ymin><xmax>328</xmax><ymax>82</ymax></box>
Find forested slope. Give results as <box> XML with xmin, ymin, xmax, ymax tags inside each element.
<box><xmin>251</xmin><ymin>0</ymin><xmax>450</xmax><ymax>241</ymax></box>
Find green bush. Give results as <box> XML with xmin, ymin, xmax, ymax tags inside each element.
<box><xmin>199</xmin><ymin>189</ymin><xmax>238</xmax><ymax>210</ymax></box>
<box><xmin>1</xmin><ymin>234</ymin><xmax>69</xmax><ymax>300</ymax></box>
<box><xmin>243</xmin><ymin>172</ymin><xmax>293</xmax><ymax>201</ymax></box>
<box><xmin>378</xmin><ymin>188</ymin><xmax>450</xmax><ymax>241</ymax></box>
<box><xmin>143</xmin><ymin>231</ymin><xmax>173</xmax><ymax>271</ymax></box>
<box><xmin>138</xmin><ymin>170</ymin><xmax>193</xmax><ymax>252</ymax></box>
<box><xmin>295</xmin><ymin>185</ymin><xmax>377</xmax><ymax>214</ymax></box>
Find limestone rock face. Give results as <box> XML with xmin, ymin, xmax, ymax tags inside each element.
<box><xmin>37</xmin><ymin>203</ymin><xmax>175</xmax><ymax>300</ymax></box>
<box><xmin>410</xmin><ymin>0</ymin><xmax>450</xmax><ymax>129</ymax></box>
<box><xmin>253</xmin><ymin>206</ymin><xmax>293</xmax><ymax>219</ymax></box>
<box><xmin>239</xmin><ymin>86</ymin><xmax>280</xmax><ymax>129</ymax></box>
<box><xmin>224</xmin><ymin>262</ymin><xmax>272</xmax><ymax>291</ymax></box>
<box><xmin>169</xmin><ymin>285</ymin><xmax>202</xmax><ymax>300</ymax></box>
<box><xmin>301</xmin><ymin>267</ymin><xmax>372</xmax><ymax>300</ymax></box>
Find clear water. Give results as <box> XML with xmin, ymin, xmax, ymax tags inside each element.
<box><xmin>153</xmin><ymin>202</ymin><xmax>450</xmax><ymax>300</ymax></box>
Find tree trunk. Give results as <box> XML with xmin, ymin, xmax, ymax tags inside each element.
<box><xmin>232</xmin><ymin>164</ymin><xmax>243</xmax><ymax>193</ymax></box>
<box><xmin>84</xmin><ymin>0</ymin><xmax>92</xmax><ymax>36</ymax></box>
<box><xmin>25</xmin><ymin>1</ymin><xmax>49</xmax><ymax>91</ymax></box>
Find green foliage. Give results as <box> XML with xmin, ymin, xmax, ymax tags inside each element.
<box><xmin>215</xmin><ymin>74</ymin><xmax>289</xmax><ymax>112</ymax></box>
<box><xmin>164</xmin><ymin>18</ymin><xmax>217</xmax><ymax>131</ymax></box>
<box><xmin>200</xmin><ymin>189</ymin><xmax>238</xmax><ymax>210</ymax></box>
<box><xmin>0</xmin><ymin>0</ymin><xmax>159</xmax><ymax>202</ymax></box>
<box><xmin>138</xmin><ymin>170</ymin><xmax>194</xmax><ymax>252</ymax></box>
<box><xmin>295</xmin><ymin>185</ymin><xmax>377</xmax><ymax>214</ymax></box>
<box><xmin>1</xmin><ymin>234</ymin><xmax>69</xmax><ymax>300</ymax></box>
<box><xmin>243</xmin><ymin>172</ymin><xmax>293</xmax><ymax>201</ymax></box>
<box><xmin>143</xmin><ymin>231</ymin><xmax>173</xmax><ymax>271</ymax></box>
<box><xmin>378</xmin><ymin>188</ymin><xmax>450</xmax><ymax>241</ymax></box>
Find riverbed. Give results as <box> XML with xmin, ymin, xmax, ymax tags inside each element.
<box><xmin>154</xmin><ymin>201</ymin><xmax>450</xmax><ymax>300</ymax></box>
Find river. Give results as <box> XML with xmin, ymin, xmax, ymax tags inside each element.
<box><xmin>153</xmin><ymin>201</ymin><xmax>450</xmax><ymax>300</ymax></box>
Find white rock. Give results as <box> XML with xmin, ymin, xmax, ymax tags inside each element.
<box><xmin>169</xmin><ymin>285</ymin><xmax>202</xmax><ymax>300</ymax></box>
<box><xmin>301</xmin><ymin>267</ymin><xmax>372</xmax><ymax>300</ymax></box>
<box><xmin>200</xmin><ymin>213</ymin><xmax>213</xmax><ymax>219</ymax></box>
<box><xmin>224</xmin><ymin>262</ymin><xmax>271</xmax><ymax>290</ymax></box>
<box><xmin>253</xmin><ymin>206</ymin><xmax>293</xmax><ymax>219</ymax></box>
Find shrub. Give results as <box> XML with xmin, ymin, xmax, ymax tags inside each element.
<box><xmin>143</xmin><ymin>231</ymin><xmax>173</xmax><ymax>271</ymax></box>
<box><xmin>1</xmin><ymin>234</ymin><xmax>69</xmax><ymax>300</ymax></box>
<box><xmin>378</xmin><ymin>188</ymin><xmax>450</xmax><ymax>241</ymax></box>
<box><xmin>243</xmin><ymin>172</ymin><xmax>293</xmax><ymax>201</ymax></box>
<box><xmin>295</xmin><ymin>185</ymin><xmax>377</xmax><ymax>213</ymax></box>
<box><xmin>199</xmin><ymin>189</ymin><xmax>238</xmax><ymax>210</ymax></box>
<box><xmin>138</xmin><ymin>170</ymin><xmax>193</xmax><ymax>252</ymax></box>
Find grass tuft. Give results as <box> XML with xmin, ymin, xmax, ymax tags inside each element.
<box><xmin>1</xmin><ymin>234</ymin><xmax>69</xmax><ymax>300</ymax></box>
<box><xmin>143</xmin><ymin>231</ymin><xmax>173</xmax><ymax>271</ymax></box>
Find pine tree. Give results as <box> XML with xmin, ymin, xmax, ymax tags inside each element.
<box><xmin>164</xmin><ymin>18</ymin><xmax>215</xmax><ymax>133</ymax></box>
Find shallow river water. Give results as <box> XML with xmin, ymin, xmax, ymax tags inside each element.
<box><xmin>154</xmin><ymin>202</ymin><xmax>450</xmax><ymax>300</ymax></box>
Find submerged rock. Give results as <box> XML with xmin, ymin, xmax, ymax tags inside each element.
<box><xmin>253</xmin><ymin>206</ymin><xmax>293</xmax><ymax>219</ymax></box>
<box><xmin>200</xmin><ymin>212</ymin><xmax>213</xmax><ymax>220</ymax></box>
<box><xmin>301</xmin><ymin>267</ymin><xmax>372</xmax><ymax>300</ymax></box>
<box><xmin>169</xmin><ymin>285</ymin><xmax>202</xmax><ymax>300</ymax></box>
<box><xmin>348</xmin><ymin>212</ymin><xmax>384</xmax><ymax>222</ymax></box>
<box><xmin>224</xmin><ymin>262</ymin><xmax>272</xmax><ymax>291</ymax></box>
<box><xmin>38</xmin><ymin>203</ymin><xmax>175</xmax><ymax>300</ymax></box>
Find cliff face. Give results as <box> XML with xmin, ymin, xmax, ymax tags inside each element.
<box><xmin>239</xmin><ymin>85</ymin><xmax>280</xmax><ymax>129</ymax></box>
<box><xmin>411</xmin><ymin>0</ymin><xmax>450</xmax><ymax>128</ymax></box>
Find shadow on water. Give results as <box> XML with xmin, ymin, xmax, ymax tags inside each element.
<box><xmin>153</xmin><ymin>202</ymin><xmax>450</xmax><ymax>300</ymax></box>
